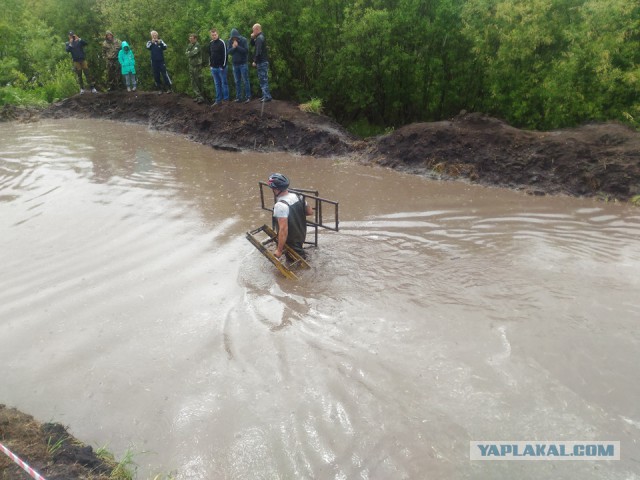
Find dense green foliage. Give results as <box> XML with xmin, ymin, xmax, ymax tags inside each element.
<box><xmin>1</xmin><ymin>0</ymin><xmax>638</xmax><ymax>131</ymax></box>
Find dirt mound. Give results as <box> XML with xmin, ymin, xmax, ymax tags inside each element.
<box><xmin>365</xmin><ymin>112</ymin><xmax>640</xmax><ymax>200</ymax></box>
<box><xmin>3</xmin><ymin>95</ymin><xmax>640</xmax><ymax>201</ymax></box>
<box><xmin>0</xmin><ymin>405</ymin><xmax>116</xmax><ymax>480</ymax></box>
<box><xmin>39</xmin><ymin>92</ymin><xmax>358</xmax><ymax>158</ymax></box>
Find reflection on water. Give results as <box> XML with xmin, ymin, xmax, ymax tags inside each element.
<box><xmin>1</xmin><ymin>119</ymin><xmax>639</xmax><ymax>479</ymax></box>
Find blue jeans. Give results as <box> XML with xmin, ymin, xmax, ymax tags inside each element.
<box><xmin>232</xmin><ymin>63</ymin><xmax>251</xmax><ymax>100</ymax></box>
<box><xmin>122</xmin><ymin>73</ymin><xmax>137</xmax><ymax>89</ymax></box>
<box><xmin>256</xmin><ymin>61</ymin><xmax>271</xmax><ymax>100</ymax></box>
<box><xmin>210</xmin><ymin>66</ymin><xmax>229</xmax><ymax>102</ymax></box>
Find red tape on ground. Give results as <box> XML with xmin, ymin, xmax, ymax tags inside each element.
<box><xmin>0</xmin><ymin>442</ymin><xmax>47</xmax><ymax>480</ymax></box>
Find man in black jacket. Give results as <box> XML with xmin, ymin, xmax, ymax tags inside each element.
<box><xmin>208</xmin><ymin>29</ymin><xmax>229</xmax><ymax>105</ymax></box>
<box><xmin>65</xmin><ymin>31</ymin><xmax>97</xmax><ymax>94</ymax></box>
<box><xmin>250</xmin><ymin>24</ymin><xmax>272</xmax><ymax>102</ymax></box>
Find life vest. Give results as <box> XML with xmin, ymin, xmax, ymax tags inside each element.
<box><xmin>275</xmin><ymin>195</ymin><xmax>307</xmax><ymax>255</ymax></box>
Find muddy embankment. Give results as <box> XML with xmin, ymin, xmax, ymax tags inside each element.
<box><xmin>0</xmin><ymin>405</ymin><xmax>117</xmax><ymax>480</ymax></box>
<box><xmin>2</xmin><ymin>92</ymin><xmax>640</xmax><ymax>201</ymax></box>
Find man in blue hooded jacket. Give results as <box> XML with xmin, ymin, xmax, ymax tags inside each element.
<box><xmin>146</xmin><ymin>30</ymin><xmax>172</xmax><ymax>93</ymax></box>
<box><xmin>227</xmin><ymin>28</ymin><xmax>251</xmax><ymax>103</ymax></box>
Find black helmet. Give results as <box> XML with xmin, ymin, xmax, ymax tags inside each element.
<box><xmin>267</xmin><ymin>173</ymin><xmax>289</xmax><ymax>190</ymax></box>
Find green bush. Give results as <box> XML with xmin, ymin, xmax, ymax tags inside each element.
<box><xmin>0</xmin><ymin>86</ymin><xmax>48</xmax><ymax>107</ymax></box>
<box><xmin>44</xmin><ymin>61</ymin><xmax>80</xmax><ymax>102</ymax></box>
<box><xmin>346</xmin><ymin>118</ymin><xmax>391</xmax><ymax>139</ymax></box>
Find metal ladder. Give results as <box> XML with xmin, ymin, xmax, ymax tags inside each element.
<box><xmin>246</xmin><ymin>224</ymin><xmax>311</xmax><ymax>279</ymax></box>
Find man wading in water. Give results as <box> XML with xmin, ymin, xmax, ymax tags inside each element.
<box><xmin>267</xmin><ymin>173</ymin><xmax>313</xmax><ymax>259</ymax></box>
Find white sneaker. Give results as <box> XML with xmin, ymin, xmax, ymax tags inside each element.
<box><xmin>80</xmin><ymin>88</ymin><xmax>85</xmax><ymax>94</ymax></box>
<box><xmin>127</xmin><ymin>87</ymin><xmax>131</xmax><ymax>92</ymax></box>
<box><xmin>91</xmin><ymin>87</ymin><xmax>98</xmax><ymax>93</ymax></box>
<box><xmin>132</xmin><ymin>86</ymin><xmax>136</xmax><ymax>92</ymax></box>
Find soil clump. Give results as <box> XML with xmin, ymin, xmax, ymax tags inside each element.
<box><xmin>2</xmin><ymin>93</ymin><xmax>639</xmax><ymax>201</ymax></box>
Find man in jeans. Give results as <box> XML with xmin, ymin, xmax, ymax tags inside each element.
<box><xmin>250</xmin><ymin>24</ymin><xmax>272</xmax><ymax>102</ymax></box>
<box><xmin>208</xmin><ymin>29</ymin><xmax>229</xmax><ymax>105</ymax></box>
<box><xmin>227</xmin><ymin>28</ymin><xmax>251</xmax><ymax>103</ymax></box>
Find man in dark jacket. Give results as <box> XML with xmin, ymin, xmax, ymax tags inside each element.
<box><xmin>227</xmin><ymin>28</ymin><xmax>251</xmax><ymax>103</ymax></box>
<box><xmin>250</xmin><ymin>23</ymin><xmax>272</xmax><ymax>102</ymax></box>
<box><xmin>208</xmin><ymin>29</ymin><xmax>229</xmax><ymax>105</ymax></box>
<box><xmin>146</xmin><ymin>30</ymin><xmax>172</xmax><ymax>93</ymax></box>
<box><xmin>65</xmin><ymin>31</ymin><xmax>97</xmax><ymax>94</ymax></box>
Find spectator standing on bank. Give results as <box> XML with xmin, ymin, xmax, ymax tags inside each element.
<box><xmin>118</xmin><ymin>41</ymin><xmax>137</xmax><ymax>92</ymax></box>
<box><xmin>250</xmin><ymin>23</ymin><xmax>271</xmax><ymax>102</ymax></box>
<box><xmin>186</xmin><ymin>33</ymin><xmax>206</xmax><ymax>103</ymax></box>
<box><xmin>208</xmin><ymin>29</ymin><xmax>229</xmax><ymax>105</ymax></box>
<box><xmin>65</xmin><ymin>31</ymin><xmax>97</xmax><ymax>94</ymax></box>
<box><xmin>146</xmin><ymin>30</ymin><xmax>172</xmax><ymax>93</ymax></box>
<box><xmin>102</xmin><ymin>31</ymin><xmax>122</xmax><ymax>91</ymax></box>
<box><xmin>227</xmin><ymin>28</ymin><xmax>251</xmax><ymax>103</ymax></box>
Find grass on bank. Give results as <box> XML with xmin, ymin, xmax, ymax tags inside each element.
<box><xmin>299</xmin><ymin>97</ymin><xmax>323</xmax><ymax>114</ymax></box>
<box><xmin>95</xmin><ymin>445</ymin><xmax>178</xmax><ymax>480</ymax></box>
<box><xmin>96</xmin><ymin>446</ymin><xmax>136</xmax><ymax>480</ymax></box>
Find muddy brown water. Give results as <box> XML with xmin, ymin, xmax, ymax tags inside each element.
<box><xmin>1</xmin><ymin>119</ymin><xmax>639</xmax><ymax>479</ymax></box>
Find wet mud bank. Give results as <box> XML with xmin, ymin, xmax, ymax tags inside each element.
<box><xmin>44</xmin><ymin>92</ymin><xmax>357</xmax><ymax>158</ymax></box>
<box><xmin>2</xmin><ymin>94</ymin><xmax>640</xmax><ymax>201</ymax></box>
<box><xmin>366</xmin><ymin>113</ymin><xmax>640</xmax><ymax>201</ymax></box>
<box><xmin>0</xmin><ymin>405</ymin><xmax>117</xmax><ymax>480</ymax></box>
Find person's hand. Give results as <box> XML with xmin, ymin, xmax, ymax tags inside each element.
<box><xmin>252</xmin><ymin>61</ymin><xmax>256</xmax><ymax>68</ymax></box>
<box><xmin>274</xmin><ymin>248</ymin><xmax>283</xmax><ymax>259</ymax></box>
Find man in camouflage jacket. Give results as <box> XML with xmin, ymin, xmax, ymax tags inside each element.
<box><xmin>186</xmin><ymin>33</ymin><xmax>206</xmax><ymax>103</ymax></box>
<box><xmin>103</xmin><ymin>31</ymin><xmax>122</xmax><ymax>91</ymax></box>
